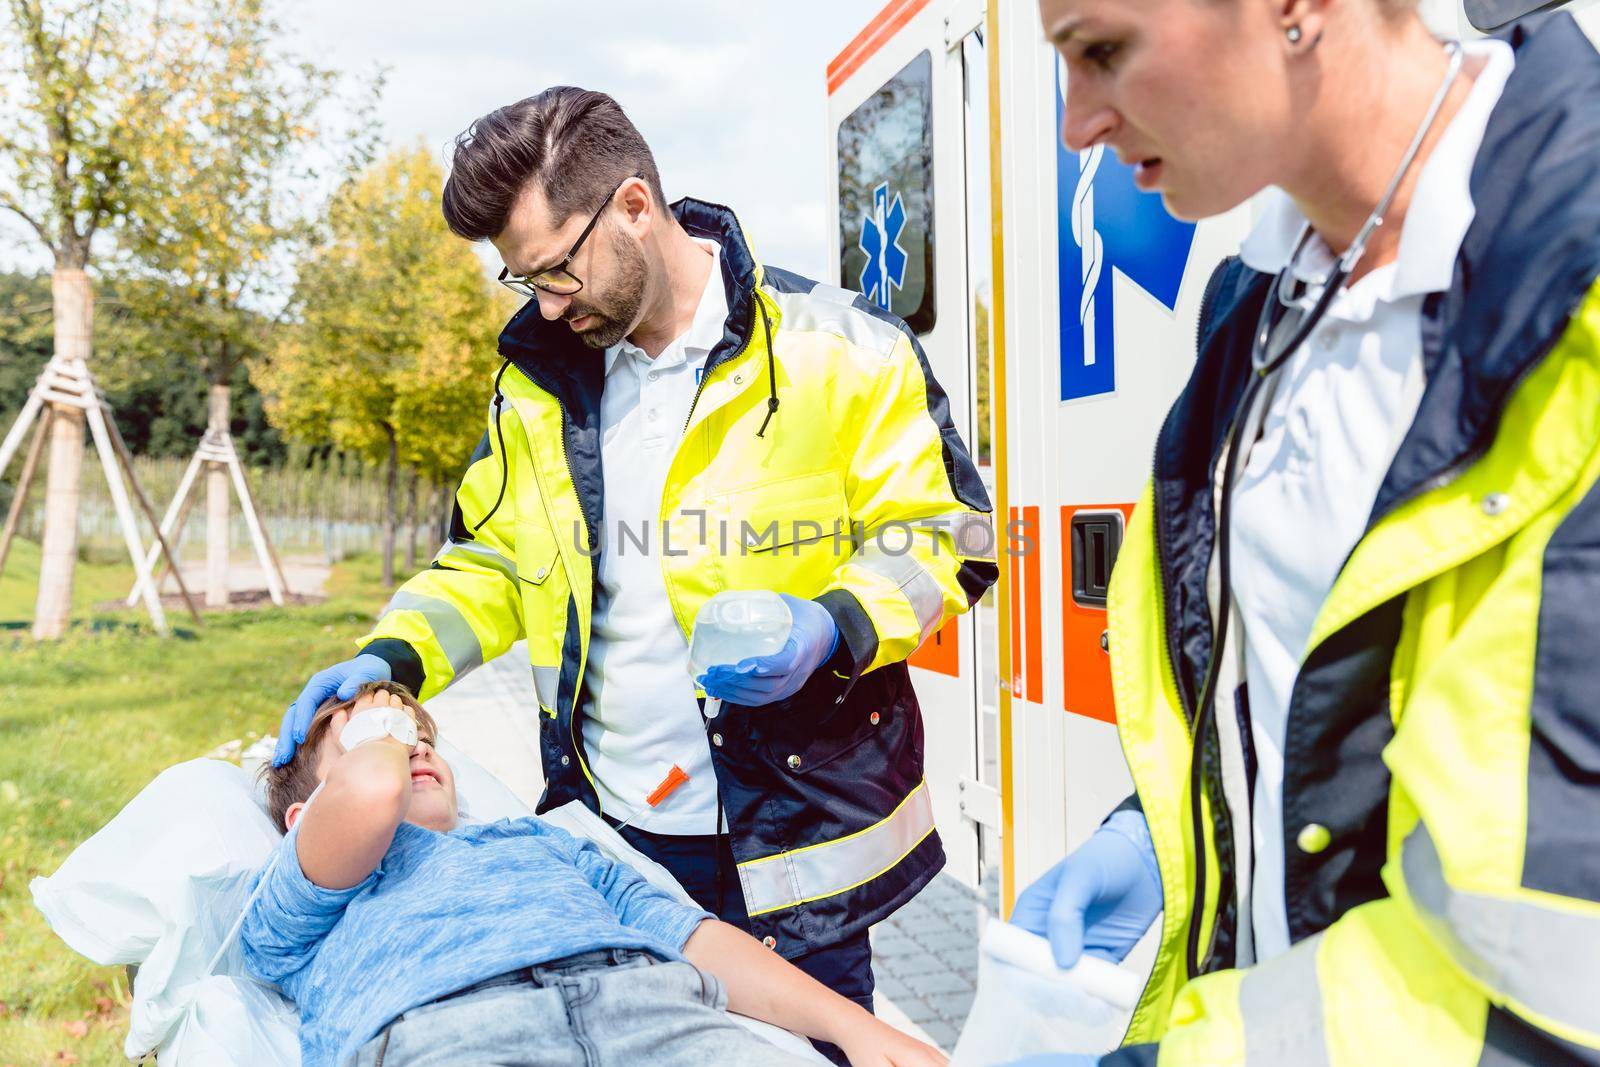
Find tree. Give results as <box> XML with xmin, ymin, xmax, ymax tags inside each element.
<box><xmin>113</xmin><ymin>0</ymin><xmax>372</xmax><ymax>607</ymax></box>
<box><xmin>0</xmin><ymin>0</ymin><xmax>296</xmax><ymax>635</ymax></box>
<box><xmin>255</xmin><ymin>145</ymin><xmax>501</xmax><ymax>587</ymax></box>
<box><xmin>91</xmin><ymin>279</ymin><xmax>288</xmax><ymax>464</ymax></box>
<box><xmin>0</xmin><ymin>271</ymin><xmax>288</xmax><ymax>523</ymax></box>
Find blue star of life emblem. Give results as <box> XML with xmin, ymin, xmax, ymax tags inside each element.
<box><xmin>858</xmin><ymin>180</ymin><xmax>908</xmax><ymax>311</ymax></box>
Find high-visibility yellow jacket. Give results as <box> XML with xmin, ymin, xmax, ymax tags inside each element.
<box><xmin>356</xmin><ymin>198</ymin><xmax>996</xmax><ymax>958</ymax></box>
<box><xmin>1103</xmin><ymin>16</ymin><xmax>1600</xmax><ymax>1065</ymax></box>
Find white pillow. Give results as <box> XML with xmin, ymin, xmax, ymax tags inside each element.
<box><xmin>156</xmin><ymin>975</ymin><xmax>300</xmax><ymax>1066</ymax></box>
<box><xmin>31</xmin><ymin>744</ymin><xmax>825</xmax><ymax>1065</ymax></box>
<box><xmin>31</xmin><ymin>757</ymin><xmax>284</xmax><ymax>1060</ymax></box>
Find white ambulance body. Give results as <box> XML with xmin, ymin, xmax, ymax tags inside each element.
<box><xmin>824</xmin><ymin>0</ymin><xmax>1600</xmax><ymax>937</ymax></box>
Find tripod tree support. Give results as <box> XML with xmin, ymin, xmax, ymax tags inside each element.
<box><xmin>0</xmin><ymin>406</ymin><xmax>53</xmax><ymax>578</ymax></box>
<box><xmin>102</xmin><ymin>413</ymin><xmax>202</xmax><ymax>626</ymax></box>
<box><xmin>129</xmin><ymin>428</ymin><xmax>289</xmax><ymax>609</ymax></box>
<box><xmin>0</xmin><ymin>357</ymin><xmax>197</xmax><ymax>635</ymax></box>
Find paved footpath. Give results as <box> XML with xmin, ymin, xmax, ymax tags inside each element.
<box><xmin>429</xmin><ymin>644</ymin><xmax>984</xmax><ymax>1051</ymax></box>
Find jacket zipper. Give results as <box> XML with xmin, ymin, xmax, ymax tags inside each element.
<box><xmin>679</xmin><ymin>298</ymin><xmax>760</xmax><ymax>439</ymax></box>
<box><xmin>545</xmin><ymin>388</ymin><xmax>602</xmax><ymax>811</ymax></box>
<box><xmin>660</xmin><ymin>299</ymin><xmax>761</xmax><ymax>642</ymax></box>
<box><xmin>1148</xmin><ymin>417</ymin><xmax>1190</xmax><ymax>725</ymax></box>
<box><xmin>1150</xmin><ymin>257</ymin><xmax>1243</xmax><ymax>982</ymax></box>
<box><xmin>486</xmin><ymin>366</ymin><xmax>606</xmax><ymax>811</ymax></box>
<box><xmin>1151</xmin><ymin>258</ymin><xmax>1234</xmax><ymax>728</ymax></box>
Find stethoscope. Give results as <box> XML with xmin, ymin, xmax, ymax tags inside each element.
<box><xmin>1183</xmin><ymin>40</ymin><xmax>1466</xmax><ymax>981</ymax></box>
<box><xmin>1250</xmin><ymin>41</ymin><xmax>1465</xmax><ymax>376</ymax></box>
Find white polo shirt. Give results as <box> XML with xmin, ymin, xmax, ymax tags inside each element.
<box><xmin>1229</xmin><ymin>40</ymin><xmax>1513</xmax><ymax>961</ymax></box>
<box><xmin>582</xmin><ymin>239</ymin><xmax>726</xmax><ymax>835</ymax></box>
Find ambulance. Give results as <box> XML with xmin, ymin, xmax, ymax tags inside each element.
<box><xmin>823</xmin><ymin>0</ymin><xmax>1600</xmax><ymax>930</ymax></box>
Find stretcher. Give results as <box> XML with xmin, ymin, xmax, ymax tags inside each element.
<box><xmin>30</xmin><ymin>739</ymin><xmax>828</xmax><ymax>1065</ymax></box>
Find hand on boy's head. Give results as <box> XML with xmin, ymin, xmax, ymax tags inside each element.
<box><xmin>349</xmin><ymin>687</ymin><xmax>415</xmax><ymax>718</ymax></box>
<box><xmin>333</xmin><ymin>689</ymin><xmax>423</xmax><ymax>755</ymax></box>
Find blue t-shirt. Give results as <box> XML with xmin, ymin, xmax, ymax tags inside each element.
<box><xmin>240</xmin><ymin>816</ymin><xmax>710</xmax><ymax>1067</ymax></box>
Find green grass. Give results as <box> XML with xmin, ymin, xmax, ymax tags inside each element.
<box><xmin>0</xmin><ymin>539</ymin><xmax>148</xmax><ymax>632</ymax></box>
<box><xmin>0</xmin><ymin>545</ymin><xmax>395</xmax><ymax>1066</ymax></box>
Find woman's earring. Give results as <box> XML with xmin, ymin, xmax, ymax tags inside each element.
<box><xmin>1286</xmin><ymin>25</ymin><xmax>1304</xmax><ymax>44</ymax></box>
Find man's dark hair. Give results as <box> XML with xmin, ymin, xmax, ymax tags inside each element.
<box><xmin>441</xmin><ymin>87</ymin><xmax>667</xmax><ymax>242</ymax></box>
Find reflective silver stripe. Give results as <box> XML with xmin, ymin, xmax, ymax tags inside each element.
<box><xmin>435</xmin><ymin>539</ymin><xmax>518</xmax><ymax>586</ymax></box>
<box><xmin>910</xmin><ymin>511</ymin><xmax>996</xmax><ymax>561</ymax></box>
<box><xmin>856</xmin><ymin>539</ymin><xmax>945</xmax><ymax>643</ymax></box>
<box><xmin>1239</xmin><ymin>931</ymin><xmax>1330</xmax><ymax>1065</ymax></box>
<box><xmin>532</xmin><ymin>665</ymin><xmax>559</xmax><ymax>710</ymax></box>
<box><xmin>381</xmin><ymin>592</ymin><xmax>484</xmax><ymax>678</ymax></box>
<box><xmin>1403</xmin><ymin>821</ymin><xmax>1600</xmax><ymax>1033</ymax></box>
<box><xmin>738</xmin><ymin>780</ymin><xmax>935</xmax><ymax>917</ymax></box>
<box><xmin>769</xmin><ymin>284</ymin><xmax>902</xmax><ymax>355</ymax></box>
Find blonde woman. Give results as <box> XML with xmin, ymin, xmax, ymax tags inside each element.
<box><xmin>1016</xmin><ymin>1</ymin><xmax>1600</xmax><ymax>1064</ymax></box>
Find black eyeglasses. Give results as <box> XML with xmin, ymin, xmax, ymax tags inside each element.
<box><xmin>498</xmin><ymin>177</ymin><xmax>632</xmax><ymax>298</ymax></box>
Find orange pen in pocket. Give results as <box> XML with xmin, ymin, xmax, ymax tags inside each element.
<box><xmin>613</xmin><ymin>764</ymin><xmax>690</xmax><ymax>831</ymax></box>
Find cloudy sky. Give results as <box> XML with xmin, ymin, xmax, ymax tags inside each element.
<box><xmin>288</xmin><ymin>0</ymin><xmax>876</xmax><ymax>280</ymax></box>
<box><xmin>1</xmin><ymin>0</ymin><xmax>877</xmax><ymax>279</ymax></box>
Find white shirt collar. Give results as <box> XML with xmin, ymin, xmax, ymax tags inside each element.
<box><xmin>604</xmin><ymin>239</ymin><xmax>726</xmax><ymax>376</ymax></box>
<box><xmin>1238</xmin><ymin>39</ymin><xmax>1515</xmax><ymax>302</ymax></box>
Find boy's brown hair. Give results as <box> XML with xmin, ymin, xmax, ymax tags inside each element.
<box><xmin>261</xmin><ymin>682</ymin><xmax>437</xmax><ymax>831</ymax></box>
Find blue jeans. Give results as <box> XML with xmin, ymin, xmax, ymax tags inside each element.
<box><xmin>348</xmin><ymin>947</ymin><xmax>818</xmax><ymax>1067</ymax></box>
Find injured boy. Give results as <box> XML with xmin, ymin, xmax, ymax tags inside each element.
<box><xmin>241</xmin><ymin>682</ymin><xmax>944</xmax><ymax>1067</ymax></box>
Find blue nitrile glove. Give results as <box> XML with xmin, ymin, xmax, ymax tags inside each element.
<box><xmin>1011</xmin><ymin>808</ymin><xmax>1163</xmax><ymax>969</ymax></box>
<box><xmin>271</xmin><ymin>653</ymin><xmax>392</xmax><ymax>766</ymax></box>
<box><xmin>1004</xmin><ymin>1056</ymin><xmax>1101</xmax><ymax>1066</ymax></box>
<box><xmin>696</xmin><ymin>593</ymin><xmax>839</xmax><ymax>707</ymax></box>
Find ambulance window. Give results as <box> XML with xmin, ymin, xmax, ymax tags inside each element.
<box><xmin>837</xmin><ymin>49</ymin><xmax>935</xmax><ymax>335</ymax></box>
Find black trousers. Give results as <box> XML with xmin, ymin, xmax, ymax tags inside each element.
<box><xmin>614</xmin><ymin>823</ymin><xmax>874</xmax><ymax>1066</ymax></box>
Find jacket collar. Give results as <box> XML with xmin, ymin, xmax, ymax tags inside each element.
<box><xmin>1372</xmin><ymin>12</ymin><xmax>1600</xmax><ymax>519</ymax></box>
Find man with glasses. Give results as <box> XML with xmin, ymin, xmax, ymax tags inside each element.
<box><xmin>271</xmin><ymin>86</ymin><xmax>995</xmax><ymax>1061</ymax></box>
<box><xmin>491</xmin><ymin>173</ymin><xmax>650</xmax><ymax>350</ymax></box>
